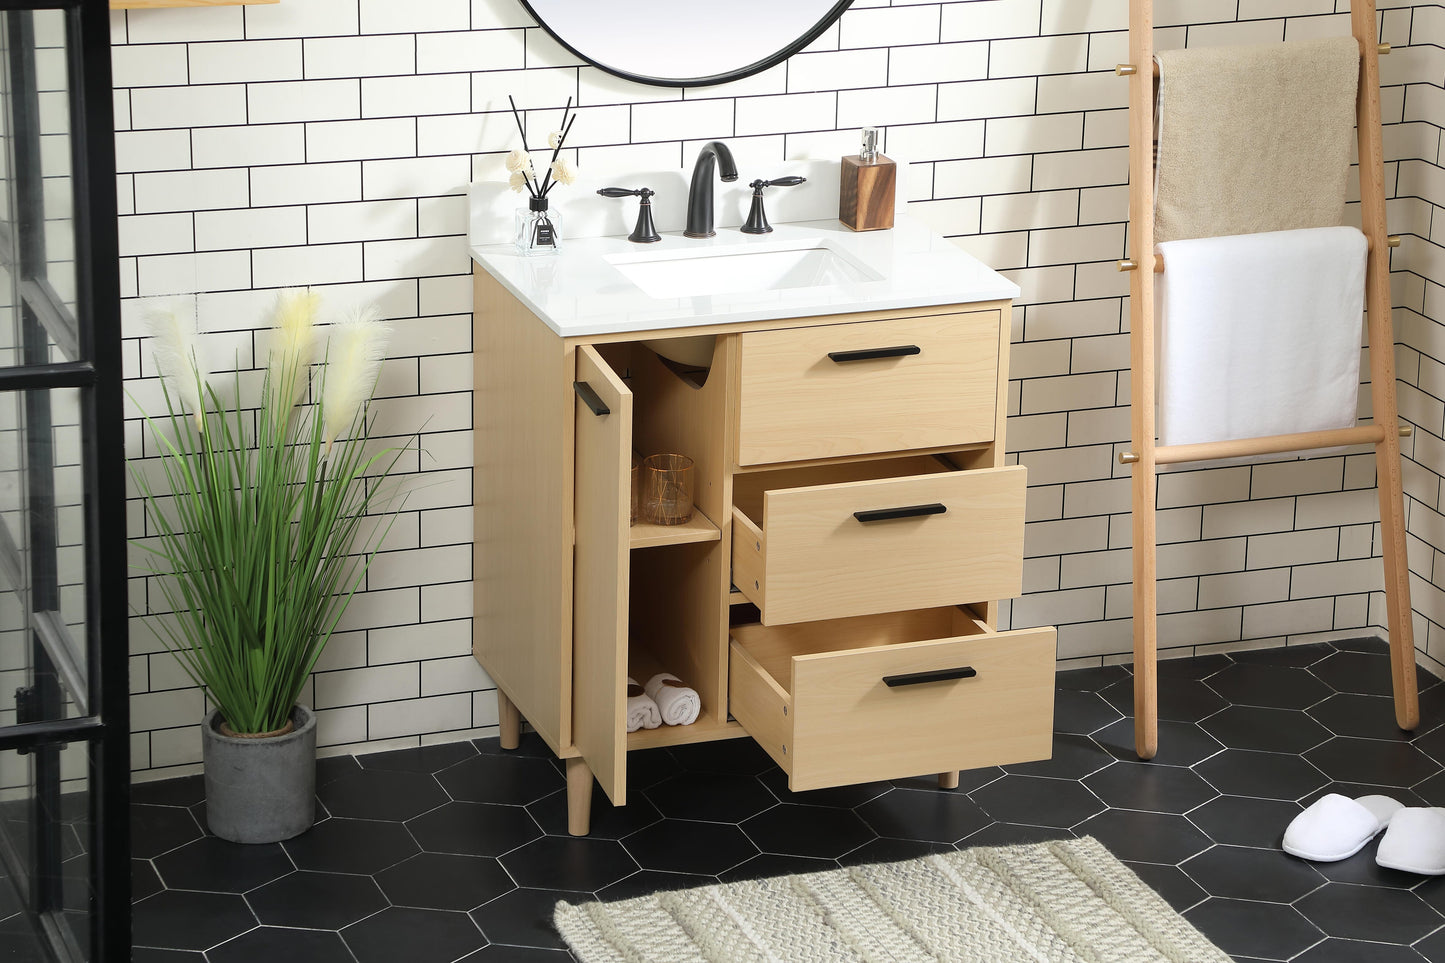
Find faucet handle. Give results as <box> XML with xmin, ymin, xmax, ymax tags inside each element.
<box><xmin>597</xmin><ymin>186</ymin><xmax>661</xmax><ymax>243</ymax></box>
<box><xmin>741</xmin><ymin>176</ymin><xmax>807</xmax><ymax>235</ymax></box>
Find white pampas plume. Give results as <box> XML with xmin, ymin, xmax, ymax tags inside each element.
<box><xmin>265</xmin><ymin>288</ymin><xmax>319</xmax><ymax>414</ymax></box>
<box><xmin>146</xmin><ymin>305</ymin><xmax>210</xmax><ymax>426</ymax></box>
<box><xmin>322</xmin><ymin>308</ymin><xmax>389</xmax><ymax>448</ymax></box>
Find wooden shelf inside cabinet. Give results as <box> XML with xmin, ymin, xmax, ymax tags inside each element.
<box><xmin>628</xmin><ymin>511</ymin><xmax>720</xmax><ymax>550</ymax></box>
<box><xmin>626</xmin><ymin>709</ymin><xmax>742</xmax><ymax>750</ymax></box>
<box><xmin>111</xmin><ymin>0</ymin><xmax>276</xmax><ymax>8</ymax></box>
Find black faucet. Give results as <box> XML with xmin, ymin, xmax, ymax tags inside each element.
<box><xmin>684</xmin><ymin>141</ymin><xmax>738</xmax><ymax>238</ymax></box>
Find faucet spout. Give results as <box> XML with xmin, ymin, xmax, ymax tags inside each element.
<box><xmin>684</xmin><ymin>141</ymin><xmax>738</xmax><ymax>238</ymax></box>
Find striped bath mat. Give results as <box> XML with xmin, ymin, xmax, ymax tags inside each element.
<box><xmin>554</xmin><ymin>836</ymin><xmax>1229</xmax><ymax>962</ymax></box>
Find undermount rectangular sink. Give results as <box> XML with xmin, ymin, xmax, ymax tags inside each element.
<box><xmin>605</xmin><ymin>240</ymin><xmax>881</xmax><ymax>300</ymax></box>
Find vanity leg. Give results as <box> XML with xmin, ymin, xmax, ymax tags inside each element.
<box><xmin>937</xmin><ymin>771</ymin><xmax>960</xmax><ymax>790</ymax></box>
<box><xmin>497</xmin><ymin>689</ymin><xmax>521</xmax><ymax>750</ymax></box>
<box><xmin>566</xmin><ymin>757</ymin><xmax>594</xmax><ymax>836</ymax></box>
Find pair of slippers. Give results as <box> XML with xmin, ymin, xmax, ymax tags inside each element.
<box><xmin>1283</xmin><ymin>793</ymin><xmax>1445</xmax><ymax>874</ymax></box>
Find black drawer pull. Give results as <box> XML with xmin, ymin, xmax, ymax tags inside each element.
<box><xmin>827</xmin><ymin>344</ymin><xmax>921</xmax><ymax>363</ymax></box>
<box><xmin>573</xmin><ymin>381</ymin><xmax>610</xmax><ymax>416</ymax></box>
<box><xmin>884</xmin><ymin>666</ymin><xmax>977</xmax><ymax>688</ymax></box>
<box><xmin>853</xmin><ymin>503</ymin><xmax>946</xmax><ymax>523</ymax></box>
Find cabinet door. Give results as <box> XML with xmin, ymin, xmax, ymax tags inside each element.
<box><xmin>572</xmin><ymin>346</ymin><xmax>631</xmax><ymax>805</ymax></box>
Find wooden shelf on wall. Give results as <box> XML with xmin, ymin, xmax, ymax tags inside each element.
<box><xmin>110</xmin><ymin>0</ymin><xmax>277</xmax><ymax>9</ymax></box>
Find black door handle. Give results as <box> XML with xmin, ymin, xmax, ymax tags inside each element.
<box><xmin>573</xmin><ymin>381</ymin><xmax>610</xmax><ymax>416</ymax></box>
<box><xmin>883</xmin><ymin>666</ymin><xmax>977</xmax><ymax>688</ymax></box>
<box><xmin>853</xmin><ymin>503</ymin><xmax>946</xmax><ymax>523</ymax></box>
<box><xmin>828</xmin><ymin>344</ymin><xmax>921</xmax><ymax>363</ymax></box>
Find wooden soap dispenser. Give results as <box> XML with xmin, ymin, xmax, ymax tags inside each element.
<box><xmin>839</xmin><ymin>126</ymin><xmax>894</xmax><ymax>231</ymax></box>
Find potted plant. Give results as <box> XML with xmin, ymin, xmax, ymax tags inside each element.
<box><xmin>131</xmin><ymin>290</ymin><xmax>405</xmax><ymax>843</ymax></box>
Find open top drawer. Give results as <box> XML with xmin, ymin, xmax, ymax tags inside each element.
<box><xmin>731</xmin><ymin>457</ymin><xmax>1026</xmax><ymax>625</ymax></box>
<box><xmin>728</xmin><ymin>607</ymin><xmax>1055</xmax><ymax>791</ymax></box>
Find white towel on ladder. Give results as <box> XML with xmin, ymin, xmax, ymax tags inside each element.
<box><xmin>1155</xmin><ymin>226</ymin><xmax>1366</xmax><ymax>449</ymax></box>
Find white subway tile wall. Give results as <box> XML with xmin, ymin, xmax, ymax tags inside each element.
<box><xmin>117</xmin><ymin>0</ymin><xmax>1443</xmax><ymax>775</ymax></box>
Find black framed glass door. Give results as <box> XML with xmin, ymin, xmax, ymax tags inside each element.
<box><xmin>0</xmin><ymin>1</ymin><xmax>126</xmax><ymax>960</ymax></box>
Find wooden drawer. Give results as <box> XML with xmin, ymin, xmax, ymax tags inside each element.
<box><xmin>734</xmin><ymin>312</ymin><xmax>1000</xmax><ymax>466</ymax></box>
<box><xmin>729</xmin><ymin>608</ymin><xmax>1055</xmax><ymax>791</ymax></box>
<box><xmin>731</xmin><ymin>458</ymin><xmax>1026</xmax><ymax>625</ymax></box>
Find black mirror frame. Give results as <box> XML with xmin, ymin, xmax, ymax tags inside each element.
<box><xmin>518</xmin><ymin>0</ymin><xmax>855</xmax><ymax>89</ymax></box>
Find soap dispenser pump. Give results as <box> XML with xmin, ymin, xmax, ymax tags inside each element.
<box><xmin>839</xmin><ymin>127</ymin><xmax>895</xmax><ymax>232</ymax></box>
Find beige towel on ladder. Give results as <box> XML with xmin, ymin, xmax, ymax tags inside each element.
<box><xmin>1154</xmin><ymin>36</ymin><xmax>1359</xmax><ymax>243</ymax></box>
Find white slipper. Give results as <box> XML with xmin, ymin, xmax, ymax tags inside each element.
<box><xmin>1376</xmin><ymin>807</ymin><xmax>1445</xmax><ymax>875</ymax></box>
<box><xmin>1282</xmin><ymin>793</ymin><xmax>1403</xmax><ymax>862</ymax></box>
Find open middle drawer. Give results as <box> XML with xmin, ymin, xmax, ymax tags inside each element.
<box><xmin>731</xmin><ymin>457</ymin><xmax>1027</xmax><ymax>625</ymax></box>
<box><xmin>729</xmin><ymin>607</ymin><xmax>1056</xmax><ymax>791</ymax></box>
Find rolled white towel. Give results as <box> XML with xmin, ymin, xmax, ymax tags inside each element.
<box><xmin>626</xmin><ymin>677</ymin><xmax>661</xmax><ymax>733</ymax></box>
<box><xmin>644</xmin><ymin>673</ymin><xmax>700</xmax><ymax>727</ymax></box>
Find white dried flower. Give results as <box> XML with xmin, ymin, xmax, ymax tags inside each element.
<box><xmin>504</xmin><ymin>149</ymin><xmax>530</xmax><ymax>173</ymax></box>
<box><xmin>549</xmin><ymin>159</ymin><xmax>576</xmax><ymax>186</ymax></box>
<box><xmin>547</xmin><ymin>130</ymin><xmax>564</xmax><ymax>149</ymax></box>
<box><xmin>508</xmin><ymin>170</ymin><xmax>529</xmax><ymax>193</ymax></box>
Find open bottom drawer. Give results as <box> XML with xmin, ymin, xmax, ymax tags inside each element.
<box><xmin>729</xmin><ymin>607</ymin><xmax>1055</xmax><ymax>791</ymax></box>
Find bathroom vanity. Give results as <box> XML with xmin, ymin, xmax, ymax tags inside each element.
<box><xmin>471</xmin><ymin>214</ymin><xmax>1056</xmax><ymax>835</ymax></box>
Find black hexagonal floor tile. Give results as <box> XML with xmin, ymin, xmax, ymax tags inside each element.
<box><xmin>1055</xmin><ymin>664</ymin><xmax>1130</xmax><ymax>692</ymax></box>
<box><xmin>1416</xmin><ymin>723</ymin><xmax>1445</xmax><ymax>768</ymax></box>
<box><xmin>343</xmin><ymin>906</ymin><xmax>485</xmax><ymax>963</ymax></box>
<box><xmin>1093</xmin><ymin>717</ymin><xmax>1224</xmax><ymax>767</ymax></box>
<box><xmin>1231</xmin><ymin>642</ymin><xmax>1334</xmax><ymax>668</ymax></box>
<box><xmin>1184</xmin><ymin>898</ymin><xmax>1323</xmax><ymax>961</ymax></box>
<box><xmin>247</xmin><ymin>870</ymin><xmax>386</xmax><ymax>929</ymax></box>
<box><xmin>759</xmin><ymin>768</ymin><xmax>892</xmax><ymax>807</ymax></box>
<box><xmin>891</xmin><ymin>767</ymin><xmax>1002</xmax><ymax>793</ymax></box>
<box><xmin>315</xmin><ymin>754</ymin><xmax>363</xmax><ymax>786</ymax></box>
<box><xmin>132</xmin><ymin>775</ymin><xmax>205</xmax><ymax>808</ymax></box>
<box><xmin>317</xmin><ymin>768</ymin><xmax>448</xmax><ymax>821</ymax></box>
<box><xmin>970</xmin><ymin>775</ymin><xmax>1105</xmax><ymax>829</ymax></box>
<box><xmin>1411</xmin><ymin>874</ymin><xmax>1445</xmax><ymax>917</ymax></box>
<box><xmin>1003</xmin><ymin>733</ymin><xmax>1115</xmax><ymax>780</ymax></box>
<box><xmin>597</xmin><ymin>869</ymin><xmax>716</xmax><ymax>900</ymax></box>
<box><xmin>1201</xmin><ymin>704</ymin><xmax>1332</xmax><ymax>753</ymax></box>
<box><xmin>1312</xmin><ymin>651</ymin><xmax>1398</xmax><ymax>697</ymax></box>
<box><xmin>1298</xmin><ymin>883</ymin><xmax>1443</xmax><ymax>943</ymax></box>
<box><xmin>1181</xmin><ymin>844</ymin><xmax>1325</xmax><ymax>902</ymax></box>
<box><xmin>857</xmin><ymin>787</ymin><xmax>992</xmax><ymax>843</ymax></box>
<box><xmin>1308</xmin><ymin>843</ymin><xmax>1425</xmax><ymax>890</ymax></box>
<box><xmin>668</xmin><ymin>738</ymin><xmax>776</xmax><ymax>775</ymax></box>
<box><xmin>436</xmin><ymin>752</ymin><xmax>564</xmax><ymax>806</ymax></box>
<box><xmin>1297</xmin><ymin>938</ymin><xmax>1431</xmax><ymax>963</ymax></box>
<box><xmin>962</xmin><ymin>823</ymin><xmax>1076</xmax><ymax>847</ymax></box>
<box><xmin>645</xmin><ymin>770</ymin><xmax>776</xmax><ymax>823</ymax></box>
<box><xmin>359</xmin><ymin>741</ymin><xmax>478</xmax><ymax>774</ymax></box>
<box><xmin>1207</xmin><ymin>662</ymin><xmax>1333</xmax><ymax>710</ymax></box>
<box><xmin>133</xmin><ymin>858</ymin><xmax>163</xmax><ymax>903</ymax></box>
<box><xmin>471</xmin><ymin>888</ymin><xmax>585</xmax><ymax>949</ymax></box>
<box><xmin>719</xmin><ymin>853</ymin><xmax>837</xmax><ymax>882</ymax></box>
<box><xmin>1305</xmin><ymin>737</ymin><xmax>1441</xmax><ymax>788</ymax></box>
<box><xmin>1187</xmin><ymin>794</ymin><xmax>1302</xmax><ymax>849</ymax></box>
<box><xmin>376</xmin><ymin>853</ymin><xmax>514</xmax><ymax>912</ymax></box>
<box><xmin>208</xmin><ymin>926</ymin><xmax>353</xmax><ymax>963</ymax></box>
<box><xmin>621</xmin><ymin>819</ymin><xmax>756</xmax><ymax>876</ymax></box>
<box><xmin>1414</xmin><ymin>926</ymin><xmax>1445</xmax><ymax>962</ymax></box>
<box><xmin>1053</xmin><ymin>689</ymin><xmax>1123</xmax><ymax>735</ymax></box>
<box><xmin>1161</xmin><ymin>653</ymin><xmax>1234</xmax><ymax>679</ymax></box>
<box><xmin>1312</xmin><ymin>693</ymin><xmax>1416</xmax><ymax>741</ymax></box>
<box><xmin>283</xmin><ymin>817</ymin><xmax>420</xmax><ymax>875</ymax></box>
<box><xmin>1124</xmin><ymin>861</ymin><xmax>1207</xmax><ymax>913</ymax></box>
<box><xmin>741</xmin><ymin>804</ymin><xmax>875</xmax><ymax>859</ymax></box>
<box><xmin>1083</xmin><ymin>762</ymin><xmax>1217</xmax><ymax>814</ymax></box>
<box><xmin>1077</xmin><ymin>809</ymin><xmax>1213</xmax><ymax>864</ymax></box>
<box><xmin>460</xmin><ymin>948</ymin><xmax>572</xmax><ymax>961</ymax></box>
<box><xmin>499</xmin><ymin>835</ymin><xmax>638</xmax><ymax>891</ymax></box>
<box><xmin>132</xmin><ymin>890</ymin><xmax>257</xmax><ymax>952</ymax></box>
<box><xmin>131</xmin><ymin>805</ymin><xmax>203</xmax><ymax>859</ymax></box>
<box><xmin>1194</xmin><ymin>749</ymin><xmax>1329</xmax><ymax>799</ymax></box>
<box><xmin>154</xmin><ymin>836</ymin><xmax>293</xmax><ymax>893</ymax></box>
<box><xmin>843</xmin><ymin>836</ymin><xmax>954</xmax><ymax>864</ymax></box>
<box><xmin>1101</xmin><ymin>675</ymin><xmax>1227</xmax><ymax>724</ymax></box>
<box><xmin>410</xmin><ymin>800</ymin><xmax>542</xmax><ymax>855</ymax></box>
<box><xmin>528</xmin><ymin>785</ymin><xmax>661</xmax><ymax>840</ymax></box>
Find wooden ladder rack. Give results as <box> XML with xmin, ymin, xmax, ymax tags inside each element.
<box><xmin>1120</xmin><ymin>0</ymin><xmax>1418</xmax><ymax>758</ymax></box>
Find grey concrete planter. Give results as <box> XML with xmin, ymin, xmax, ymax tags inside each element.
<box><xmin>202</xmin><ymin>704</ymin><xmax>317</xmax><ymax>844</ymax></box>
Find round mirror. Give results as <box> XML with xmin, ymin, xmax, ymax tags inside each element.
<box><xmin>520</xmin><ymin>0</ymin><xmax>854</xmax><ymax>88</ymax></box>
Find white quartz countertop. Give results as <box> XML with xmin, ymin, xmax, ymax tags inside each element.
<box><xmin>469</xmin><ymin>213</ymin><xmax>1020</xmax><ymax>339</ymax></box>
